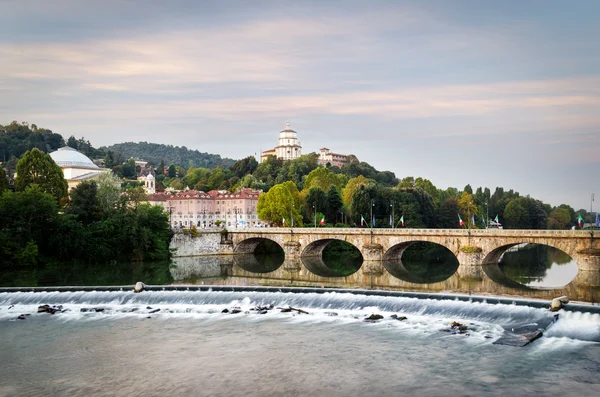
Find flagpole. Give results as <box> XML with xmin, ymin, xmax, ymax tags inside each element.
<box><xmin>313</xmin><ymin>205</ymin><xmax>316</xmax><ymax>229</ymax></box>
<box><xmin>390</xmin><ymin>203</ymin><xmax>394</xmax><ymax>229</ymax></box>
<box><xmin>591</xmin><ymin>193</ymin><xmax>595</xmax><ymax>229</ymax></box>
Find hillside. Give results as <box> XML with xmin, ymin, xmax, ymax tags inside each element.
<box><xmin>101</xmin><ymin>142</ymin><xmax>236</xmax><ymax>169</ymax></box>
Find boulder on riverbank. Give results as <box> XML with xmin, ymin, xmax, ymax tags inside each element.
<box><xmin>134</xmin><ymin>282</ymin><xmax>145</xmax><ymax>293</ymax></box>
<box><xmin>550</xmin><ymin>296</ymin><xmax>569</xmax><ymax>312</ymax></box>
<box><xmin>37</xmin><ymin>304</ymin><xmax>63</xmax><ymax>314</ymax></box>
<box><xmin>364</xmin><ymin>314</ymin><xmax>384</xmax><ymax>322</ymax></box>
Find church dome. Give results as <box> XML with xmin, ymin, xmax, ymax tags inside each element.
<box><xmin>280</xmin><ymin>122</ymin><xmax>296</xmax><ymax>134</ymax></box>
<box><xmin>49</xmin><ymin>146</ymin><xmax>100</xmax><ymax>170</ymax></box>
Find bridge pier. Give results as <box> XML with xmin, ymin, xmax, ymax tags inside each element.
<box><xmin>362</xmin><ymin>243</ymin><xmax>384</xmax><ymax>274</ymax></box>
<box><xmin>283</xmin><ymin>241</ymin><xmax>302</xmax><ymax>272</ymax></box>
<box><xmin>575</xmin><ymin>250</ymin><xmax>600</xmax><ymax>272</ymax></box>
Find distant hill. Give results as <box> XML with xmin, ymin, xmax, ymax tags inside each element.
<box><xmin>101</xmin><ymin>142</ymin><xmax>236</xmax><ymax>169</ymax></box>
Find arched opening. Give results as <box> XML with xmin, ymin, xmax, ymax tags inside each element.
<box><xmin>233</xmin><ymin>238</ymin><xmax>284</xmax><ymax>273</ymax></box>
<box><xmin>301</xmin><ymin>239</ymin><xmax>363</xmax><ymax>277</ymax></box>
<box><xmin>483</xmin><ymin>243</ymin><xmax>578</xmax><ymax>289</ymax></box>
<box><xmin>383</xmin><ymin>241</ymin><xmax>459</xmax><ymax>284</ymax></box>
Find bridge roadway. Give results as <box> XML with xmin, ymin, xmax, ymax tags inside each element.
<box><xmin>225</xmin><ymin>227</ymin><xmax>600</xmax><ymax>272</ymax></box>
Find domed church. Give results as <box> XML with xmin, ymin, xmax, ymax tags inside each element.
<box><xmin>49</xmin><ymin>146</ymin><xmax>108</xmax><ymax>190</ymax></box>
<box><xmin>260</xmin><ymin>122</ymin><xmax>302</xmax><ymax>162</ymax></box>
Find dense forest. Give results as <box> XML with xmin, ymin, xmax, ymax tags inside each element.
<box><xmin>101</xmin><ymin>142</ymin><xmax>235</xmax><ymax>170</ymax></box>
<box><xmin>0</xmin><ymin>121</ymin><xmax>234</xmax><ymax>175</ymax></box>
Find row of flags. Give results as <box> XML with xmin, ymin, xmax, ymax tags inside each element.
<box><xmin>577</xmin><ymin>213</ymin><xmax>600</xmax><ymax>228</ymax></box>
<box><xmin>458</xmin><ymin>214</ymin><xmax>499</xmax><ymax>227</ymax></box>
<box><xmin>283</xmin><ymin>212</ymin><xmax>600</xmax><ymax>228</ymax></box>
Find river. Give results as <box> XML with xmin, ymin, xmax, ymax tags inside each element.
<box><xmin>0</xmin><ymin>245</ymin><xmax>599</xmax><ymax>396</ymax></box>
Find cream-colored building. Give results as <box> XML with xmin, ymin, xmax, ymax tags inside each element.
<box><xmin>261</xmin><ymin>122</ymin><xmax>302</xmax><ymax>162</ymax></box>
<box><xmin>157</xmin><ymin>188</ymin><xmax>262</xmax><ymax>228</ymax></box>
<box><xmin>49</xmin><ymin>146</ymin><xmax>108</xmax><ymax>190</ymax></box>
<box><xmin>318</xmin><ymin>148</ymin><xmax>350</xmax><ymax>168</ymax></box>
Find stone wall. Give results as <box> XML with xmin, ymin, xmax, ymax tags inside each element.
<box><xmin>170</xmin><ymin>231</ymin><xmax>222</xmax><ymax>257</ymax></box>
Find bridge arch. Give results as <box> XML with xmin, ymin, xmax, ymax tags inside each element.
<box><xmin>233</xmin><ymin>237</ymin><xmax>285</xmax><ymax>273</ymax></box>
<box><xmin>383</xmin><ymin>241</ymin><xmax>459</xmax><ymax>284</ymax></box>
<box><xmin>481</xmin><ymin>242</ymin><xmax>578</xmax><ymax>289</ymax></box>
<box><xmin>301</xmin><ymin>238</ymin><xmax>363</xmax><ymax>277</ymax></box>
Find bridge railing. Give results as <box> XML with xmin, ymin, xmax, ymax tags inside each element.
<box><xmin>227</xmin><ymin>227</ymin><xmax>592</xmax><ymax>237</ymax></box>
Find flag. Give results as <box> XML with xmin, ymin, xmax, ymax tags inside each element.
<box><xmin>596</xmin><ymin>213</ymin><xmax>599</xmax><ymax>228</ymax></box>
<box><xmin>494</xmin><ymin>215</ymin><xmax>499</xmax><ymax>223</ymax></box>
<box><xmin>282</xmin><ymin>217</ymin><xmax>285</xmax><ymax>226</ymax></box>
<box><xmin>481</xmin><ymin>216</ymin><xmax>486</xmax><ymax>228</ymax></box>
<box><xmin>389</xmin><ymin>214</ymin><xmax>393</xmax><ymax>227</ymax></box>
<box><xmin>361</xmin><ymin>215</ymin><xmax>366</xmax><ymax>226</ymax></box>
<box><xmin>400</xmin><ymin>215</ymin><xmax>404</xmax><ymax>227</ymax></box>
<box><xmin>320</xmin><ymin>216</ymin><xmax>325</xmax><ymax>226</ymax></box>
<box><xmin>577</xmin><ymin>213</ymin><xmax>584</xmax><ymax>227</ymax></box>
<box><xmin>458</xmin><ymin>214</ymin><xmax>464</xmax><ymax>226</ymax></box>
<box><xmin>372</xmin><ymin>215</ymin><xmax>376</xmax><ymax>228</ymax></box>
<box><xmin>471</xmin><ymin>214</ymin><xmax>475</xmax><ymax>226</ymax></box>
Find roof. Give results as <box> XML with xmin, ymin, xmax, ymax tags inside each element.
<box><xmin>69</xmin><ymin>170</ymin><xmax>105</xmax><ymax>181</ymax></box>
<box><xmin>147</xmin><ymin>193</ymin><xmax>168</xmax><ymax>202</ymax></box>
<box><xmin>50</xmin><ymin>146</ymin><xmax>100</xmax><ymax>170</ymax></box>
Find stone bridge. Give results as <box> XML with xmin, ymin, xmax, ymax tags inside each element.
<box><xmin>223</xmin><ymin>227</ymin><xmax>600</xmax><ymax>273</ymax></box>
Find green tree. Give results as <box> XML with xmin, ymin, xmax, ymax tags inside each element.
<box><xmin>123</xmin><ymin>158</ymin><xmax>137</xmax><ymax>179</ymax></box>
<box><xmin>504</xmin><ymin>198</ymin><xmax>527</xmax><ymax>228</ymax></box>
<box><xmin>0</xmin><ymin>167</ymin><xmax>8</xmax><ymax>194</ymax></box>
<box><xmin>458</xmin><ymin>192</ymin><xmax>478</xmax><ymax>228</ymax></box>
<box><xmin>547</xmin><ymin>207</ymin><xmax>571</xmax><ymax>230</ymax></box>
<box><xmin>67</xmin><ymin>135</ymin><xmax>78</xmax><ymax>149</ymax></box>
<box><xmin>96</xmin><ymin>171</ymin><xmax>122</xmax><ymax>216</ymax></box>
<box><xmin>437</xmin><ymin>197</ymin><xmax>460</xmax><ymax>228</ymax></box>
<box><xmin>306</xmin><ymin>187</ymin><xmax>328</xmax><ymax>221</ymax></box>
<box><xmin>69</xmin><ymin>181</ymin><xmax>101</xmax><ymax>224</ymax></box>
<box><xmin>15</xmin><ymin>148</ymin><xmax>67</xmax><ymax>202</ymax></box>
<box><xmin>304</xmin><ymin>167</ymin><xmax>345</xmax><ymax>193</ymax></box>
<box><xmin>326</xmin><ymin>185</ymin><xmax>343</xmax><ymax>224</ymax></box>
<box><xmin>0</xmin><ymin>186</ymin><xmax>58</xmax><ymax>267</ymax></box>
<box><xmin>257</xmin><ymin>182</ymin><xmax>302</xmax><ymax>226</ymax></box>
<box><xmin>168</xmin><ymin>164</ymin><xmax>177</xmax><ymax>178</ymax></box>
<box><xmin>342</xmin><ymin>175</ymin><xmax>372</xmax><ymax>208</ymax></box>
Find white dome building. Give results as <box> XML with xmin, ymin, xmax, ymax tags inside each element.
<box><xmin>49</xmin><ymin>146</ymin><xmax>107</xmax><ymax>190</ymax></box>
<box><xmin>261</xmin><ymin>122</ymin><xmax>302</xmax><ymax>162</ymax></box>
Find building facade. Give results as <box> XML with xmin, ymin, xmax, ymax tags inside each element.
<box><xmin>148</xmin><ymin>188</ymin><xmax>263</xmax><ymax>228</ymax></box>
<box><xmin>261</xmin><ymin>122</ymin><xmax>302</xmax><ymax>162</ymax></box>
<box><xmin>318</xmin><ymin>148</ymin><xmax>350</xmax><ymax>168</ymax></box>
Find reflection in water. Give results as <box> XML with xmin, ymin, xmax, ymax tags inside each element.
<box><xmin>235</xmin><ymin>239</ymin><xmax>285</xmax><ymax>273</ymax></box>
<box><xmin>319</xmin><ymin>240</ymin><xmax>363</xmax><ymax>277</ymax></box>
<box><xmin>0</xmin><ymin>261</ymin><xmax>173</xmax><ymax>287</ymax></box>
<box><xmin>168</xmin><ymin>253</ymin><xmax>600</xmax><ymax>303</ymax></box>
<box><xmin>385</xmin><ymin>242</ymin><xmax>459</xmax><ymax>284</ymax></box>
<box><xmin>499</xmin><ymin>244</ymin><xmax>578</xmax><ymax>288</ymax></box>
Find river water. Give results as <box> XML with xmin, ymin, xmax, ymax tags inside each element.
<box><xmin>1</xmin><ymin>289</ymin><xmax>599</xmax><ymax>397</ymax></box>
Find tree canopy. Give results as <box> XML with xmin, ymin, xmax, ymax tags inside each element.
<box><xmin>15</xmin><ymin>148</ymin><xmax>68</xmax><ymax>202</ymax></box>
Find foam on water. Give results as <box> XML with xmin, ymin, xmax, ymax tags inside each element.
<box><xmin>1</xmin><ymin>290</ymin><xmax>598</xmax><ymax>345</ymax></box>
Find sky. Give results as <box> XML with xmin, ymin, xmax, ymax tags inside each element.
<box><xmin>1</xmin><ymin>0</ymin><xmax>599</xmax><ymax>210</ymax></box>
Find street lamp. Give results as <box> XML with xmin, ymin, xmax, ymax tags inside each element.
<box><xmin>370</xmin><ymin>199</ymin><xmax>375</xmax><ymax>229</ymax></box>
<box><xmin>485</xmin><ymin>201</ymin><xmax>489</xmax><ymax>229</ymax></box>
<box><xmin>390</xmin><ymin>203</ymin><xmax>394</xmax><ymax>229</ymax></box>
